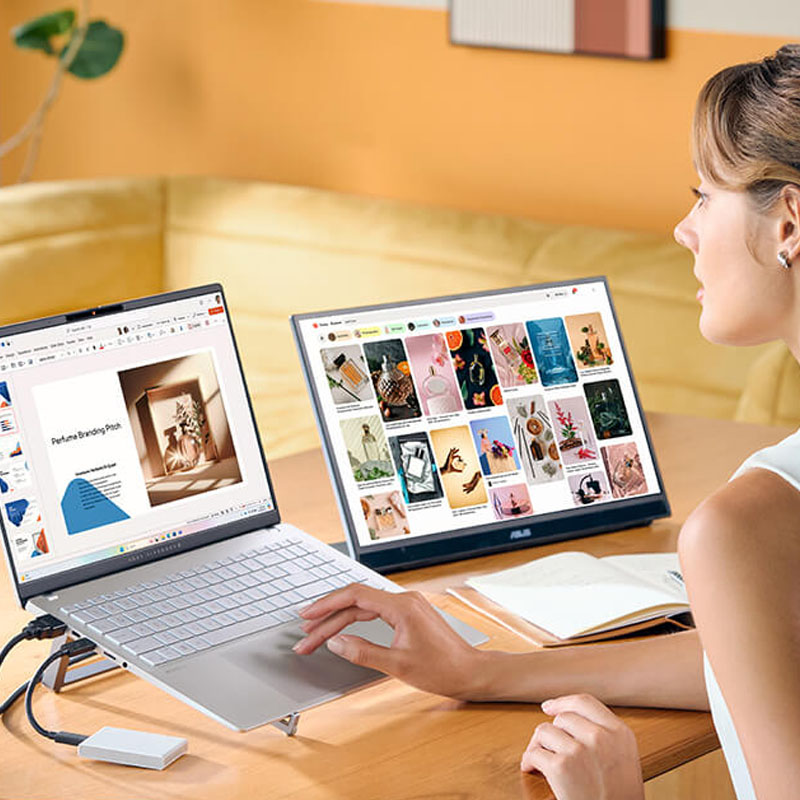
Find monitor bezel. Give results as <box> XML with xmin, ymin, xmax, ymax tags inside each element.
<box><xmin>291</xmin><ymin>276</ymin><xmax>670</xmax><ymax>573</ymax></box>
<box><xmin>1</xmin><ymin>284</ymin><xmax>281</xmax><ymax>606</ymax></box>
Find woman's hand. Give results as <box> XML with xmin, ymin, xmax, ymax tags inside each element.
<box><xmin>293</xmin><ymin>584</ymin><xmax>484</xmax><ymax>700</ymax></box>
<box><xmin>521</xmin><ymin>694</ymin><xmax>644</xmax><ymax>800</ymax></box>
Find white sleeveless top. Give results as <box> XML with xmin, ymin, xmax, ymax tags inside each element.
<box><xmin>703</xmin><ymin>427</ymin><xmax>800</xmax><ymax>800</ymax></box>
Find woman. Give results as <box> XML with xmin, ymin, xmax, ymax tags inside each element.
<box><xmin>294</xmin><ymin>45</ymin><xmax>800</xmax><ymax>799</ymax></box>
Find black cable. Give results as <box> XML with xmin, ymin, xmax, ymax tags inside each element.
<box><xmin>0</xmin><ymin>679</ymin><xmax>29</xmax><ymax>716</ymax></box>
<box><xmin>1</xmin><ymin>615</ymin><xmax>68</xmax><ymax>671</ymax></box>
<box><xmin>24</xmin><ymin>637</ymin><xmax>96</xmax><ymax>746</ymax></box>
<box><xmin>0</xmin><ymin>632</ymin><xmax>27</xmax><ymax>670</ymax></box>
<box><xmin>1</xmin><ymin>652</ymin><xmax>96</xmax><ymax>717</ymax></box>
<box><xmin>0</xmin><ymin>614</ymin><xmax>70</xmax><ymax>713</ymax></box>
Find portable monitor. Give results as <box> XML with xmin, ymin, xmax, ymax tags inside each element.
<box><xmin>292</xmin><ymin>278</ymin><xmax>669</xmax><ymax>573</ymax></box>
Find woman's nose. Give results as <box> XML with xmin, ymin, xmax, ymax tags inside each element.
<box><xmin>674</xmin><ymin>216</ymin><xmax>698</xmax><ymax>255</ymax></box>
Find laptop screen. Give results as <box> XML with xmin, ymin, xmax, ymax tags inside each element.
<box><xmin>292</xmin><ymin>278</ymin><xmax>669</xmax><ymax>572</ymax></box>
<box><xmin>0</xmin><ymin>287</ymin><xmax>276</xmax><ymax>599</ymax></box>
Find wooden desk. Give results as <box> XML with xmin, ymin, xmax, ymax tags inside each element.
<box><xmin>0</xmin><ymin>413</ymin><xmax>789</xmax><ymax>799</ymax></box>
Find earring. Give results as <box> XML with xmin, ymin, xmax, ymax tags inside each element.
<box><xmin>778</xmin><ymin>251</ymin><xmax>792</xmax><ymax>269</ymax></box>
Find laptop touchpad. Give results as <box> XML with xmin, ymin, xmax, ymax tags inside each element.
<box><xmin>220</xmin><ymin>619</ymin><xmax>393</xmax><ymax>704</ymax></box>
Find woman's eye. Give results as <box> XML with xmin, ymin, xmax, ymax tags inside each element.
<box><xmin>691</xmin><ymin>187</ymin><xmax>707</xmax><ymax>207</ymax></box>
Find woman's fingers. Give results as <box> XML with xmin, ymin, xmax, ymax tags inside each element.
<box><xmin>542</xmin><ymin>694</ymin><xmax>624</xmax><ymax>730</ymax></box>
<box><xmin>531</xmin><ymin>721</ymin><xmax>579</xmax><ymax>755</ymax></box>
<box><xmin>299</xmin><ymin>584</ymin><xmax>406</xmax><ymax>628</ymax></box>
<box><xmin>324</xmin><ymin>633</ymin><xmax>396</xmax><ymax>673</ymax></box>
<box><xmin>520</xmin><ymin>742</ymin><xmax>558</xmax><ymax>774</ymax></box>
<box><xmin>550</xmin><ymin>710</ymin><xmax>604</xmax><ymax>745</ymax></box>
<box><xmin>294</xmin><ymin>606</ymin><xmax>379</xmax><ymax>654</ymax></box>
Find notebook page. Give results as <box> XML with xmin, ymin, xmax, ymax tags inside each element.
<box><xmin>602</xmin><ymin>553</ymin><xmax>688</xmax><ymax>602</ymax></box>
<box><xmin>465</xmin><ymin>551</ymin><xmax>684</xmax><ymax>639</ymax></box>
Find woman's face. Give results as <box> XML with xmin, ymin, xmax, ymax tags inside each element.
<box><xmin>673</xmin><ymin>176</ymin><xmax>792</xmax><ymax>347</ymax></box>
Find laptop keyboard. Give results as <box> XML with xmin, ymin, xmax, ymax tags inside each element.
<box><xmin>58</xmin><ymin>538</ymin><xmax>366</xmax><ymax>667</ymax></box>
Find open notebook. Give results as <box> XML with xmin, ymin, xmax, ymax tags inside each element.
<box><xmin>448</xmin><ymin>552</ymin><xmax>692</xmax><ymax>647</ymax></box>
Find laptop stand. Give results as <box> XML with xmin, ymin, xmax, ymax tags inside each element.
<box><xmin>42</xmin><ymin>632</ymin><xmax>301</xmax><ymax>736</ymax></box>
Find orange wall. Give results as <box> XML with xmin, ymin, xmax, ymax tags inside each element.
<box><xmin>0</xmin><ymin>1</ymin><xmax>789</xmax><ymax>233</ymax></box>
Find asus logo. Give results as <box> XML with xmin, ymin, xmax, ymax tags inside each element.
<box><xmin>509</xmin><ymin>528</ymin><xmax>532</xmax><ymax>540</ymax></box>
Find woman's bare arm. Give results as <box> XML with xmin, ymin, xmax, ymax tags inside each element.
<box><xmin>295</xmin><ymin>584</ymin><xmax>708</xmax><ymax>710</ymax></box>
<box><xmin>680</xmin><ymin>468</ymin><xmax>800</xmax><ymax>799</ymax></box>
<box><xmin>468</xmin><ymin>627</ymin><xmax>707</xmax><ymax>709</ymax></box>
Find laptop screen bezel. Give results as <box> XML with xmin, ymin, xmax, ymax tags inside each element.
<box><xmin>1</xmin><ymin>284</ymin><xmax>281</xmax><ymax>606</ymax></box>
<box><xmin>291</xmin><ymin>276</ymin><xmax>670</xmax><ymax>573</ymax></box>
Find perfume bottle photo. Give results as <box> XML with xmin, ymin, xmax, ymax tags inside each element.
<box><xmin>469</xmin><ymin>353</ymin><xmax>486</xmax><ymax>386</ymax></box>
<box><xmin>377</xmin><ymin>355</ymin><xmax>413</xmax><ymax>405</ymax></box>
<box><xmin>375</xmin><ymin>506</ymin><xmax>397</xmax><ymax>531</ymax></box>
<box><xmin>361</xmin><ymin>423</ymin><xmax>379</xmax><ymax>462</ymax></box>
<box><xmin>333</xmin><ymin>352</ymin><xmax>368</xmax><ymax>391</ymax></box>
<box><xmin>423</xmin><ymin>366</ymin><xmax>459</xmax><ymax>414</ymax></box>
<box><xmin>489</xmin><ymin>329</ymin><xmax>521</xmax><ymax>368</ymax></box>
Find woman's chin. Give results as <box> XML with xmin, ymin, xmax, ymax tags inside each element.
<box><xmin>699</xmin><ymin>309</ymin><xmax>771</xmax><ymax>347</ymax></box>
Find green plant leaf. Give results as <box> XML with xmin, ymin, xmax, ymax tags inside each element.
<box><xmin>63</xmin><ymin>19</ymin><xmax>124</xmax><ymax>79</ymax></box>
<box><xmin>12</xmin><ymin>9</ymin><xmax>75</xmax><ymax>54</ymax></box>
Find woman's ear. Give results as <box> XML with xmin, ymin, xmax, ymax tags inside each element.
<box><xmin>778</xmin><ymin>184</ymin><xmax>800</xmax><ymax>263</ymax></box>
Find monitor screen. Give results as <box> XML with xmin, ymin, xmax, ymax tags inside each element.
<box><xmin>0</xmin><ymin>287</ymin><xmax>276</xmax><ymax>601</ymax></box>
<box><xmin>292</xmin><ymin>278</ymin><xmax>669</xmax><ymax>572</ymax></box>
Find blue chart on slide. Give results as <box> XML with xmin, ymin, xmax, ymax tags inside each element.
<box><xmin>4</xmin><ymin>499</ymin><xmax>29</xmax><ymax>528</ymax></box>
<box><xmin>0</xmin><ymin>477</ymin><xmax>8</xmax><ymax>494</ymax></box>
<box><xmin>0</xmin><ymin>382</ymin><xmax>10</xmax><ymax>407</ymax></box>
<box><xmin>61</xmin><ymin>479</ymin><xmax>130</xmax><ymax>535</ymax></box>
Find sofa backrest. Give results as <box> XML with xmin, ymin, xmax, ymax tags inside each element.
<box><xmin>0</xmin><ymin>178</ymin><xmax>164</xmax><ymax>325</ymax></box>
<box><xmin>163</xmin><ymin>176</ymin><xmax>778</xmax><ymax>458</ymax></box>
<box><xmin>0</xmin><ymin>175</ymin><xmax>791</xmax><ymax>463</ymax></box>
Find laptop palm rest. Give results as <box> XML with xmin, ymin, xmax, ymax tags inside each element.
<box><xmin>161</xmin><ymin>619</ymin><xmax>393</xmax><ymax>731</ymax></box>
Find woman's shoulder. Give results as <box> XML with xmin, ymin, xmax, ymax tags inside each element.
<box><xmin>680</xmin><ymin>464</ymin><xmax>800</xmax><ymax>574</ymax></box>
<box><xmin>732</xmin><ymin>426</ymin><xmax>800</xmax><ymax>492</ymax></box>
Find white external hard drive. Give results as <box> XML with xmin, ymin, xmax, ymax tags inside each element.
<box><xmin>77</xmin><ymin>727</ymin><xmax>188</xmax><ymax>769</ymax></box>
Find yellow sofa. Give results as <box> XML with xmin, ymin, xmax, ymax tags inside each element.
<box><xmin>1</xmin><ymin>176</ymin><xmax>796</xmax><ymax>460</ymax></box>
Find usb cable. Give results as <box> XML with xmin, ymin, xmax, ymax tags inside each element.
<box><xmin>2</xmin><ymin>617</ymin><xmax>187</xmax><ymax>768</ymax></box>
<box><xmin>0</xmin><ymin>614</ymin><xmax>95</xmax><ymax>741</ymax></box>
<box><xmin>0</xmin><ymin>614</ymin><xmax>70</xmax><ymax>716</ymax></box>
<box><xmin>24</xmin><ymin>637</ymin><xmax>97</xmax><ymax>746</ymax></box>
<box><xmin>0</xmin><ymin>614</ymin><xmax>68</xmax><ymax>669</ymax></box>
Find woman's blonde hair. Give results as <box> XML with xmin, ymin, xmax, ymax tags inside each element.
<box><xmin>694</xmin><ymin>43</ymin><xmax>800</xmax><ymax>212</ymax></box>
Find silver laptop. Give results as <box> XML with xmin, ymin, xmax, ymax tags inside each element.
<box><xmin>0</xmin><ymin>285</ymin><xmax>485</xmax><ymax>732</ymax></box>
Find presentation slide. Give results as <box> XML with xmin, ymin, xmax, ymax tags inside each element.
<box><xmin>33</xmin><ymin>370</ymin><xmax>151</xmax><ymax>536</ymax></box>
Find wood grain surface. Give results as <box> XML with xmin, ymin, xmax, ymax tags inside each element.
<box><xmin>0</xmin><ymin>413</ymin><xmax>788</xmax><ymax>799</ymax></box>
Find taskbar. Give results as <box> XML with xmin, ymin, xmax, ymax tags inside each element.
<box><xmin>18</xmin><ymin>497</ymin><xmax>274</xmax><ymax>583</ymax></box>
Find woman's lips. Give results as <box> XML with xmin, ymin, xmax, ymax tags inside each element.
<box><xmin>696</xmin><ymin>287</ymin><xmax>704</xmax><ymax>303</ymax></box>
